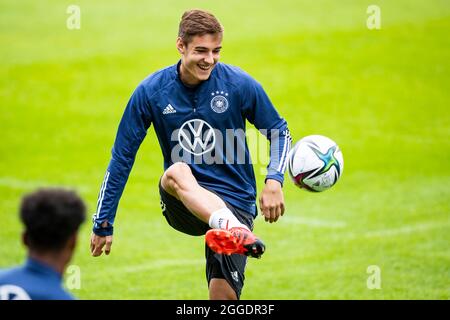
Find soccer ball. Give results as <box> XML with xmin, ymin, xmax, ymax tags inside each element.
<box><xmin>288</xmin><ymin>135</ymin><xmax>344</xmax><ymax>192</ymax></box>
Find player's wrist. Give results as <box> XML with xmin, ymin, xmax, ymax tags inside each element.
<box><xmin>265</xmin><ymin>176</ymin><xmax>284</xmax><ymax>187</ymax></box>
<box><xmin>92</xmin><ymin>225</ymin><xmax>113</xmax><ymax>237</ymax></box>
<box><xmin>92</xmin><ymin>216</ymin><xmax>114</xmax><ymax>236</ymax></box>
<box><xmin>265</xmin><ymin>178</ymin><xmax>282</xmax><ymax>187</ymax></box>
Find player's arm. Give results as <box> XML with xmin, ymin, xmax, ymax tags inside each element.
<box><xmin>91</xmin><ymin>84</ymin><xmax>152</xmax><ymax>256</ymax></box>
<box><xmin>242</xmin><ymin>77</ymin><xmax>292</xmax><ymax>223</ymax></box>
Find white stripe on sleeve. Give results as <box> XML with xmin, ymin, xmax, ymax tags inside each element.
<box><xmin>96</xmin><ymin>170</ymin><xmax>110</xmax><ymax>217</ymax></box>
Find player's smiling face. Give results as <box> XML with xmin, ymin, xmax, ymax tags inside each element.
<box><xmin>177</xmin><ymin>33</ymin><xmax>222</xmax><ymax>86</ymax></box>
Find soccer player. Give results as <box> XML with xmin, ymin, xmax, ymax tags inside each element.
<box><xmin>90</xmin><ymin>9</ymin><xmax>291</xmax><ymax>300</ymax></box>
<box><xmin>0</xmin><ymin>189</ymin><xmax>86</xmax><ymax>300</ymax></box>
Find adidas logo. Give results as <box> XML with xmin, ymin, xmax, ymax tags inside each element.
<box><xmin>162</xmin><ymin>104</ymin><xmax>176</xmax><ymax>114</ymax></box>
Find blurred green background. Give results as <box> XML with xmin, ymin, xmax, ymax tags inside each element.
<box><xmin>0</xmin><ymin>0</ymin><xmax>449</xmax><ymax>299</ymax></box>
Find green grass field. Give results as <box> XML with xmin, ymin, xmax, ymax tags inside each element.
<box><xmin>1</xmin><ymin>0</ymin><xmax>449</xmax><ymax>299</ymax></box>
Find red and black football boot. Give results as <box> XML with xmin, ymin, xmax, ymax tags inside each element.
<box><xmin>205</xmin><ymin>227</ymin><xmax>266</xmax><ymax>258</ymax></box>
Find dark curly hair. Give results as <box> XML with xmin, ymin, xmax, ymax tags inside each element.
<box><xmin>20</xmin><ymin>188</ymin><xmax>86</xmax><ymax>251</ymax></box>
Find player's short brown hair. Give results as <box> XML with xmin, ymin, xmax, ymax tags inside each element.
<box><xmin>178</xmin><ymin>9</ymin><xmax>223</xmax><ymax>45</ymax></box>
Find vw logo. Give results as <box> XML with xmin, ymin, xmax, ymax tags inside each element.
<box><xmin>178</xmin><ymin>119</ymin><xmax>216</xmax><ymax>156</ymax></box>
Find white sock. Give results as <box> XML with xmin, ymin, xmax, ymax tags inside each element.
<box><xmin>208</xmin><ymin>208</ymin><xmax>250</xmax><ymax>231</ymax></box>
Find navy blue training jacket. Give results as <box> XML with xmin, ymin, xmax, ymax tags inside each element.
<box><xmin>93</xmin><ymin>61</ymin><xmax>291</xmax><ymax>236</ymax></box>
<box><xmin>0</xmin><ymin>258</ymin><xmax>74</xmax><ymax>300</ymax></box>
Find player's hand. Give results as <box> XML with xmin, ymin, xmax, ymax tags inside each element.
<box><xmin>259</xmin><ymin>179</ymin><xmax>285</xmax><ymax>223</ymax></box>
<box><xmin>90</xmin><ymin>232</ymin><xmax>113</xmax><ymax>257</ymax></box>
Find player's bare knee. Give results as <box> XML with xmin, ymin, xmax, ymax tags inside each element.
<box><xmin>168</xmin><ymin>162</ymin><xmax>192</xmax><ymax>180</ymax></box>
<box><xmin>172</xmin><ymin>161</ymin><xmax>191</xmax><ymax>174</ymax></box>
<box><xmin>162</xmin><ymin>162</ymin><xmax>192</xmax><ymax>191</ymax></box>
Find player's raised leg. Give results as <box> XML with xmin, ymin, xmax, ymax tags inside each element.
<box><xmin>161</xmin><ymin>162</ymin><xmax>230</xmax><ymax>224</ymax></box>
<box><xmin>161</xmin><ymin>162</ymin><xmax>265</xmax><ymax>258</ymax></box>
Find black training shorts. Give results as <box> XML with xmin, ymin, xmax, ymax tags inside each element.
<box><xmin>159</xmin><ymin>181</ymin><xmax>254</xmax><ymax>299</ymax></box>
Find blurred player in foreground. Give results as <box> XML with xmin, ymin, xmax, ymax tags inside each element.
<box><xmin>0</xmin><ymin>189</ymin><xmax>86</xmax><ymax>300</ymax></box>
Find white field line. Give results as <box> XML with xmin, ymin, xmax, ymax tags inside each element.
<box><xmin>0</xmin><ymin>177</ymin><xmax>91</xmax><ymax>192</ymax></box>
<box><xmin>87</xmin><ymin>259</ymin><xmax>205</xmax><ymax>276</ymax></box>
<box><xmin>362</xmin><ymin>221</ymin><xmax>450</xmax><ymax>238</ymax></box>
<box><xmin>332</xmin><ymin>221</ymin><xmax>450</xmax><ymax>241</ymax></box>
<box><xmin>280</xmin><ymin>216</ymin><xmax>449</xmax><ymax>239</ymax></box>
<box><xmin>281</xmin><ymin>216</ymin><xmax>347</xmax><ymax>229</ymax></box>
